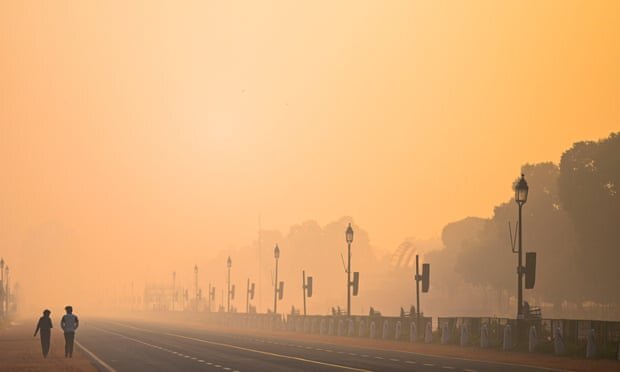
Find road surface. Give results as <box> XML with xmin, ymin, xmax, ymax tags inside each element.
<box><xmin>76</xmin><ymin>318</ymin><xmax>557</xmax><ymax>372</ymax></box>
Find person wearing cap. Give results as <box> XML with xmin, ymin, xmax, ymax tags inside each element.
<box><xmin>60</xmin><ymin>305</ymin><xmax>79</xmax><ymax>358</ymax></box>
<box><xmin>34</xmin><ymin>309</ymin><xmax>53</xmax><ymax>358</ymax></box>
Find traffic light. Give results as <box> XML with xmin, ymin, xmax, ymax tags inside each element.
<box><xmin>306</xmin><ymin>276</ymin><xmax>313</xmax><ymax>298</ymax></box>
<box><xmin>231</xmin><ymin>284</ymin><xmax>236</xmax><ymax>300</ymax></box>
<box><xmin>249</xmin><ymin>282</ymin><xmax>255</xmax><ymax>300</ymax></box>
<box><xmin>278</xmin><ymin>281</ymin><xmax>284</xmax><ymax>300</ymax></box>
<box><xmin>525</xmin><ymin>252</ymin><xmax>536</xmax><ymax>289</ymax></box>
<box><xmin>422</xmin><ymin>263</ymin><xmax>430</xmax><ymax>292</ymax></box>
<box><xmin>352</xmin><ymin>272</ymin><xmax>359</xmax><ymax>296</ymax></box>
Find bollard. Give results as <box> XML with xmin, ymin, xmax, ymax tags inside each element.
<box><xmin>395</xmin><ymin>321</ymin><xmax>402</xmax><ymax>341</ymax></box>
<box><xmin>528</xmin><ymin>325</ymin><xmax>537</xmax><ymax>353</ymax></box>
<box><xmin>480</xmin><ymin>323</ymin><xmax>489</xmax><ymax>348</ymax></box>
<box><xmin>337</xmin><ymin>319</ymin><xmax>344</xmax><ymax>337</ymax></box>
<box><xmin>441</xmin><ymin>323</ymin><xmax>449</xmax><ymax>345</ymax></box>
<box><xmin>410</xmin><ymin>321</ymin><xmax>417</xmax><ymax>343</ymax></box>
<box><xmin>586</xmin><ymin>329</ymin><xmax>597</xmax><ymax>359</ymax></box>
<box><xmin>460</xmin><ymin>323</ymin><xmax>469</xmax><ymax>347</ymax></box>
<box><xmin>503</xmin><ymin>324</ymin><xmax>512</xmax><ymax>351</ymax></box>
<box><xmin>346</xmin><ymin>319</ymin><xmax>353</xmax><ymax>337</ymax></box>
<box><xmin>425</xmin><ymin>322</ymin><xmax>433</xmax><ymax>343</ymax></box>
<box><xmin>554</xmin><ymin>326</ymin><xmax>565</xmax><ymax>355</ymax></box>
<box><xmin>382</xmin><ymin>320</ymin><xmax>390</xmax><ymax>340</ymax></box>
<box><xmin>369</xmin><ymin>321</ymin><xmax>377</xmax><ymax>339</ymax></box>
<box><xmin>358</xmin><ymin>320</ymin><xmax>366</xmax><ymax>337</ymax></box>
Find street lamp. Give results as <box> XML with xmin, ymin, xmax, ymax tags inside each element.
<box><xmin>194</xmin><ymin>265</ymin><xmax>199</xmax><ymax>312</ymax></box>
<box><xmin>227</xmin><ymin>256</ymin><xmax>232</xmax><ymax>312</ymax></box>
<box><xmin>0</xmin><ymin>258</ymin><xmax>4</xmax><ymax>315</ymax></box>
<box><xmin>515</xmin><ymin>173</ymin><xmax>529</xmax><ymax>319</ymax></box>
<box><xmin>172</xmin><ymin>271</ymin><xmax>176</xmax><ymax>312</ymax></box>
<box><xmin>4</xmin><ymin>266</ymin><xmax>8</xmax><ymax>314</ymax></box>
<box><xmin>273</xmin><ymin>244</ymin><xmax>280</xmax><ymax>314</ymax></box>
<box><xmin>345</xmin><ymin>223</ymin><xmax>354</xmax><ymax>317</ymax></box>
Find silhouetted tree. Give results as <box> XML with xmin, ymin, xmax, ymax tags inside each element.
<box><xmin>558</xmin><ymin>132</ymin><xmax>620</xmax><ymax>303</ymax></box>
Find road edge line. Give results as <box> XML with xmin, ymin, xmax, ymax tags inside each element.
<box><xmin>75</xmin><ymin>340</ymin><xmax>117</xmax><ymax>372</ymax></box>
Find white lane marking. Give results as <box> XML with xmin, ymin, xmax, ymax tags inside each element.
<box><xmin>405</xmin><ymin>360</ymin><xmax>416</xmax><ymax>364</ymax></box>
<box><xmin>164</xmin><ymin>332</ymin><xmax>372</xmax><ymax>371</ymax></box>
<box><xmin>75</xmin><ymin>341</ymin><xmax>117</xmax><ymax>372</ymax></box>
<box><xmin>374</xmin><ymin>356</ymin><xmax>384</xmax><ymax>360</ymax></box>
<box><xmin>389</xmin><ymin>358</ymin><xmax>399</xmax><ymax>362</ymax></box>
<box><xmin>361</xmin><ymin>354</ymin><xmax>369</xmax><ymax>358</ymax></box>
<box><xmin>89</xmin><ymin>325</ymin><xmax>240</xmax><ymax>371</ymax></box>
<box><xmin>424</xmin><ymin>363</ymin><xmax>435</xmax><ymax>367</ymax></box>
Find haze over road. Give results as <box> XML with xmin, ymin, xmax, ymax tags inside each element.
<box><xmin>76</xmin><ymin>319</ymin><xmax>555</xmax><ymax>372</ymax></box>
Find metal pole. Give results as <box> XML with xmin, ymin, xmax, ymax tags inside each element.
<box><xmin>302</xmin><ymin>271</ymin><xmax>307</xmax><ymax>316</ymax></box>
<box><xmin>227</xmin><ymin>266</ymin><xmax>231</xmax><ymax>312</ymax></box>
<box><xmin>347</xmin><ymin>242</ymin><xmax>351</xmax><ymax>317</ymax></box>
<box><xmin>208</xmin><ymin>283</ymin><xmax>211</xmax><ymax>312</ymax></box>
<box><xmin>416</xmin><ymin>254</ymin><xmax>420</xmax><ymax>319</ymax></box>
<box><xmin>246</xmin><ymin>278</ymin><xmax>250</xmax><ymax>314</ymax></box>
<box><xmin>194</xmin><ymin>266</ymin><xmax>199</xmax><ymax>312</ymax></box>
<box><xmin>518</xmin><ymin>203</ymin><xmax>523</xmax><ymax>318</ymax></box>
<box><xmin>172</xmin><ymin>272</ymin><xmax>176</xmax><ymax>311</ymax></box>
<box><xmin>274</xmin><ymin>257</ymin><xmax>279</xmax><ymax>314</ymax></box>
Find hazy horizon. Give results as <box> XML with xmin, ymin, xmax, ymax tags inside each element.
<box><xmin>2</xmin><ymin>1</ymin><xmax>619</xmax><ymax>319</ymax></box>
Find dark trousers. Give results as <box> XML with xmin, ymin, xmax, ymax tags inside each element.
<box><xmin>40</xmin><ymin>331</ymin><xmax>51</xmax><ymax>357</ymax></box>
<box><xmin>64</xmin><ymin>332</ymin><xmax>75</xmax><ymax>357</ymax></box>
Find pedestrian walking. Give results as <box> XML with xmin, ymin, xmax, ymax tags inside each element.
<box><xmin>60</xmin><ymin>305</ymin><xmax>79</xmax><ymax>358</ymax></box>
<box><xmin>33</xmin><ymin>309</ymin><xmax>53</xmax><ymax>358</ymax></box>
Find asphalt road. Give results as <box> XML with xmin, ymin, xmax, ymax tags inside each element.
<box><xmin>75</xmin><ymin>318</ymin><xmax>557</xmax><ymax>372</ymax></box>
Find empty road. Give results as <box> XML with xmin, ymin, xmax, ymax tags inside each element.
<box><xmin>75</xmin><ymin>318</ymin><xmax>557</xmax><ymax>372</ymax></box>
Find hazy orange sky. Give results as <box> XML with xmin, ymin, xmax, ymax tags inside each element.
<box><xmin>1</xmin><ymin>1</ymin><xmax>619</xmax><ymax>301</ymax></box>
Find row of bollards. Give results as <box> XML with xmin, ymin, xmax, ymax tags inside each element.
<box><xmin>294</xmin><ymin>317</ymin><xmax>613</xmax><ymax>360</ymax></box>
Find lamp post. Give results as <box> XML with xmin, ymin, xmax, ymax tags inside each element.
<box><xmin>0</xmin><ymin>258</ymin><xmax>4</xmax><ymax>315</ymax></box>
<box><xmin>172</xmin><ymin>271</ymin><xmax>176</xmax><ymax>312</ymax></box>
<box><xmin>227</xmin><ymin>256</ymin><xmax>232</xmax><ymax>312</ymax></box>
<box><xmin>4</xmin><ymin>266</ymin><xmax>8</xmax><ymax>314</ymax></box>
<box><xmin>515</xmin><ymin>174</ymin><xmax>529</xmax><ymax>319</ymax></box>
<box><xmin>273</xmin><ymin>244</ymin><xmax>280</xmax><ymax>314</ymax></box>
<box><xmin>194</xmin><ymin>265</ymin><xmax>199</xmax><ymax>311</ymax></box>
<box><xmin>345</xmin><ymin>223</ymin><xmax>354</xmax><ymax>317</ymax></box>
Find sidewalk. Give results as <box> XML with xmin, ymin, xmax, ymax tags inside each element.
<box><xmin>0</xmin><ymin>321</ymin><xmax>96</xmax><ymax>371</ymax></box>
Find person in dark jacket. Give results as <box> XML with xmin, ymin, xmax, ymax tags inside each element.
<box><xmin>34</xmin><ymin>309</ymin><xmax>53</xmax><ymax>358</ymax></box>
